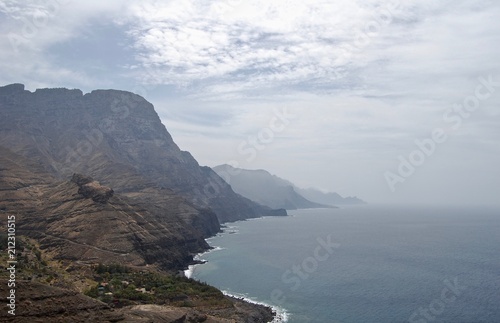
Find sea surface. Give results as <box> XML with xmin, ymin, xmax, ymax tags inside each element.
<box><xmin>189</xmin><ymin>205</ymin><xmax>500</xmax><ymax>323</ymax></box>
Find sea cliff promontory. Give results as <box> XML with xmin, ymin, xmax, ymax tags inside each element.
<box><xmin>0</xmin><ymin>83</ymin><xmax>283</xmax><ymax>322</ymax></box>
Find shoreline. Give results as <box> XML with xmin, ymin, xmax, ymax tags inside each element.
<box><xmin>184</xmin><ymin>223</ymin><xmax>289</xmax><ymax>322</ymax></box>
<box><xmin>222</xmin><ymin>290</ymin><xmax>289</xmax><ymax>323</ymax></box>
<box><xmin>183</xmin><ymin>246</ymin><xmax>224</xmax><ymax>279</ymax></box>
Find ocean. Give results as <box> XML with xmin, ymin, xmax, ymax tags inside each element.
<box><xmin>188</xmin><ymin>205</ymin><xmax>500</xmax><ymax>323</ymax></box>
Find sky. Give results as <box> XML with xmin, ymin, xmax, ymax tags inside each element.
<box><xmin>1</xmin><ymin>0</ymin><xmax>499</xmax><ymax>206</ymax></box>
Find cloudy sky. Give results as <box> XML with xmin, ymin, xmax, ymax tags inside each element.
<box><xmin>1</xmin><ymin>0</ymin><xmax>499</xmax><ymax>205</ymax></box>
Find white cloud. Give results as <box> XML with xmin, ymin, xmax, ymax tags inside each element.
<box><xmin>1</xmin><ymin>0</ymin><xmax>499</xmax><ymax>204</ymax></box>
<box><xmin>126</xmin><ymin>0</ymin><xmax>408</xmax><ymax>88</ymax></box>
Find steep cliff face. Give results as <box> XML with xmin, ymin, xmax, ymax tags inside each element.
<box><xmin>213</xmin><ymin>164</ymin><xmax>331</xmax><ymax>210</ymax></box>
<box><xmin>0</xmin><ymin>147</ymin><xmax>275</xmax><ymax>321</ymax></box>
<box><xmin>0</xmin><ymin>147</ymin><xmax>217</xmax><ymax>270</ymax></box>
<box><xmin>30</xmin><ymin>179</ymin><xmax>210</xmax><ymax>269</ymax></box>
<box><xmin>0</xmin><ymin>84</ymin><xmax>281</xmax><ymax>223</ymax></box>
<box><xmin>295</xmin><ymin>187</ymin><xmax>366</xmax><ymax>205</ymax></box>
<box><xmin>0</xmin><ymin>84</ymin><xmax>281</xmax><ymax>322</ymax></box>
<box><xmin>214</xmin><ymin>164</ymin><xmax>365</xmax><ymax>208</ymax></box>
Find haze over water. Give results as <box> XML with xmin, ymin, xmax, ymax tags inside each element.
<box><xmin>192</xmin><ymin>206</ymin><xmax>500</xmax><ymax>323</ymax></box>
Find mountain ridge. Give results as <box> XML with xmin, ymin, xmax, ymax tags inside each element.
<box><xmin>213</xmin><ymin>164</ymin><xmax>365</xmax><ymax>209</ymax></box>
<box><xmin>0</xmin><ymin>83</ymin><xmax>285</xmax><ymax>223</ymax></box>
<box><xmin>213</xmin><ymin>164</ymin><xmax>333</xmax><ymax>210</ymax></box>
<box><xmin>296</xmin><ymin>187</ymin><xmax>366</xmax><ymax>205</ymax></box>
<box><xmin>0</xmin><ymin>83</ymin><xmax>290</xmax><ymax>272</ymax></box>
<box><xmin>0</xmin><ymin>83</ymin><xmax>280</xmax><ymax>321</ymax></box>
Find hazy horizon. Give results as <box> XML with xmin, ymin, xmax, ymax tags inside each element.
<box><xmin>1</xmin><ymin>1</ymin><xmax>499</xmax><ymax>206</ymax></box>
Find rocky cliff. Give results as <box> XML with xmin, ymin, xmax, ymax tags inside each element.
<box><xmin>0</xmin><ymin>83</ymin><xmax>283</xmax><ymax>223</ymax></box>
<box><xmin>296</xmin><ymin>187</ymin><xmax>366</xmax><ymax>205</ymax></box>
<box><xmin>0</xmin><ymin>146</ymin><xmax>214</xmax><ymax>270</ymax></box>
<box><xmin>214</xmin><ymin>164</ymin><xmax>366</xmax><ymax>208</ymax></box>
<box><xmin>0</xmin><ymin>84</ymin><xmax>282</xmax><ymax>322</ymax></box>
<box><xmin>213</xmin><ymin>164</ymin><xmax>332</xmax><ymax>210</ymax></box>
<box><xmin>0</xmin><ymin>83</ymin><xmax>287</xmax><ymax>270</ymax></box>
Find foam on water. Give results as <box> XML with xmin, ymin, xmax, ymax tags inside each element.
<box><xmin>221</xmin><ymin>290</ymin><xmax>289</xmax><ymax>323</ymax></box>
<box><xmin>183</xmin><ymin>246</ymin><xmax>225</xmax><ymax>278</ymax></box>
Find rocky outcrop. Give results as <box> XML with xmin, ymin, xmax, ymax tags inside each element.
<box><xmin>72</xmin><ymin>174</ymin><xmax>114</xmax><ymax>203</ymax></box>
<box><xmin>71</xmin><ymin>173</ymin><xmax>94</xmax><ymax>186</ymax></box>
<box><xmin>0</xmin><ymin>146</ymin><xmax>213</xmax><ymax>270</ymax></box>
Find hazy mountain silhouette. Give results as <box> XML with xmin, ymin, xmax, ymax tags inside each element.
<box><xmin>296</xmin><ymin>187</ymin><xmax>366</xmax><ymax>205</ymax></box>
<box><xmin>214</xmin><ymin>164</ymin><xmax>365</xmax><ymax>209</ymax></box>
<box><xmin>213</xmin><ymin>164</ymin><xmax>334</xmax><ymax>209</ymax></box>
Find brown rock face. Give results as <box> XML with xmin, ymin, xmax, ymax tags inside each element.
<box><xmin>0</xmin><ymin>147</ymin><xmax>212</xmax><ymax>269</ymax></box>
<box><xmin>72</xmin><ymin>174</ymin><xmax>114</xmax><ymax>203</ymax></box>
<box><xmin>71</xmin><ymin>173</ymin><xmax>93</xmax><ymax>186</ymax></box>
<box><xmin>0</xmin><ymin>84</ymin><xmax>279</xmax><ymax>323</ymax></box>
<box><xmin>0</xmin><ymin>83</ymin><xmax>284</xmax><ymax>271</ymax></box>
<box><xmin>0</xmin><ymin>84</ymin><xmax>281</xmax><ymax>223</ymax></box>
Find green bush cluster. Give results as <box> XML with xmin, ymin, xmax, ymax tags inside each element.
<box><xmin>85</xmin><ymin>264</ymin><xmax>231</xmax><ymax>308</ymax></box>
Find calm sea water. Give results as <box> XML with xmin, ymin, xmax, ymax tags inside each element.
<box><xmin>190</xmin><ymin>205</ymin><xmax>500</xmax><ymax>323</ymax></box>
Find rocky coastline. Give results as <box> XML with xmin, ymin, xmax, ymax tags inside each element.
<box><xmin>0</xmin><ymin>83</ymin><xmax>284</xmax><ymax>322</ymax></box>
